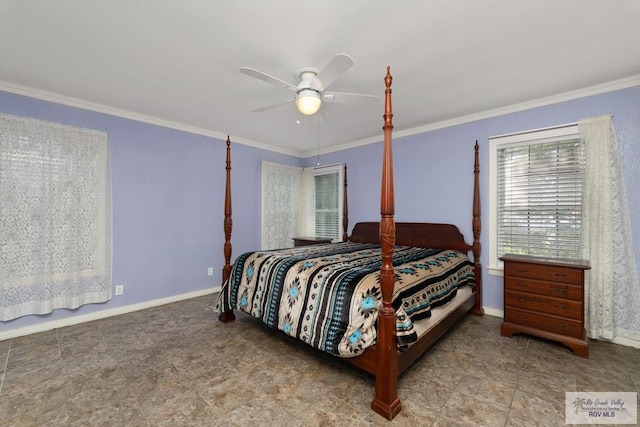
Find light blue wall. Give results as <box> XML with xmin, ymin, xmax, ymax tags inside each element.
<box><xmin>308</xmin><ymin>86</ymin><xmax>640</xmax><ymax>313</ymax></box>
<box><xmin>0</xmin><ymin>91</ymin><xmax>300</xmax><ymax>332</ymax></box>
<box><xmin>1</xmin><ymin>85</ymin><xmax>638</xmax><ymax>334</ymax></box>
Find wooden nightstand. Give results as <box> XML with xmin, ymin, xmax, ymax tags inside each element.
<box><xmin>292</xmin><ymin>237</ymin><xmax>333</xmax><ymax>247</ymax></box>
<box><xmin>500</xmin><ymin>254</ymin><xmax>590</xmax><ymax>358</ymax></box>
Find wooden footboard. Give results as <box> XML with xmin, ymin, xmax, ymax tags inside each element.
<box><xmin>344</xmin><ymin>289</ymin><xmax>475</xmax><ymax>376</ymax></box>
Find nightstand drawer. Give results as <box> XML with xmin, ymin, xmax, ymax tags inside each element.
<box><xmin>504</xmin><ymin>277</ymin><xmax>582</xmax><ymax>301</ymax></box>
<box><xmin>504</xmin><ymin>262</ymin><xmax>582</xmax><ymax>285</ymax></box>
<box><xmin>505</xmin><ymin>307</ymin><xmax>584</xmax><ymax>339</ymax></box>
<box><xmin>505</xmin><ymin>290</ymin><xmax>582</xmax><ymax>320</ymax></box>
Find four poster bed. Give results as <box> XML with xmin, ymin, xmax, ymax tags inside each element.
<box><xmin>216</xmin><ymin>67</ymin><xmax>483</xmax><ymax>420</ymax></box>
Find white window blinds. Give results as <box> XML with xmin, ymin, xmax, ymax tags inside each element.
<box><xmin>313</xmin><ymin>165</ymin><xmax>343</xmax><ymax>242</ymax></box>
<box><xmin>496</xmin><ymin>130</ymin><xmax>584</xmax><ymax>260</ymax></box>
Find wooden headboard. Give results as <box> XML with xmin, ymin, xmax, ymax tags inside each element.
<box><xmin>349</xmin><ymin>222</ymin><xmax>472</xmax><ymax>254</ymax></box>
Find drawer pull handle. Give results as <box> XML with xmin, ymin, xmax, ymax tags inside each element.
<box><xmin>517</xmin><ymin>282</ymin><xmax>528</xmax><ymax>287</ymax></box>
<box><xmin>517</xmin><ymin>298</ymin><xmax>528</xmax><ymax>303</ymax></box>
<box><xmin>554</xmin><ymin>273</ymin><xmax>569</xmax><ymax>278</ymax></box>
<box><xmin>555</xmin><ymin>323</ymin><xmax>568</xmax><ymax>329</ymax></box>
<box><xmin>555</xmin><ymin>288</ymin><xmax>567</xmax><ymax>293</ymax></box>
<box><xmin>555</xmin><ymin>304</ymin><xmax>567</xmax><ymax>310</ymax></box>
<box><xmin>516</xmin><ymin>268</ymin><xmax>529</xmax><ymax>273</ymax></box>
<box><xmin>517</xmin><ymin>315</ymin><xmax>527</xmax><ymax>319</ymax></box>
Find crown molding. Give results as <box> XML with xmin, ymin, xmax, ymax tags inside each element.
<box><xmin>303</xmin><ymin>74</ymin><xmax>640</xmax><ymax>158</ymax></box>
<box><xmin>0</xmin><ymin>81</ymin><xmax>302</xmax><ymax>157</ymax></box>
<box><xmin>3</xmin><ymin>74</ymin><xmax>639</xmax><ymax>160</ymax></box>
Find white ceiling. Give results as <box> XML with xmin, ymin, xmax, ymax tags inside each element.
<box><xmin>1</xmin><ymin>1</ymin><xmax>640</xmax><ymax>157</ymax></box>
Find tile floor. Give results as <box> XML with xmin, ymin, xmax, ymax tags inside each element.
<box><xmin>0</xmin><ymin>295</ymin><xmax>638</xmax><ymax>426</ymax></box>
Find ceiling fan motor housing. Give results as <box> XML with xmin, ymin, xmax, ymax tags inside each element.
<box><xmin>296</xmin><ymin>68</ymin><xmax>323</xmax><ymax>92</ymax></box>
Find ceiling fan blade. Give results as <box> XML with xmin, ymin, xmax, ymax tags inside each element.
<box><xmin>316</xmin><ymin>54</ymin><xmax>354</xmax><ymax>90</ymax></box>
<box><xmin>239</xmin><ymin>67</ymin><xmax>298</xmax><ymax>91</ymax></box>
<box><xmin>251</xmin><ymin>96</ymin><xmax>296</xmax><ymax>112</ymax></box>
<box><xmin>322</xmin><ymin>91</ymin><xmax>378</xmax><ymax>105</ymax></box>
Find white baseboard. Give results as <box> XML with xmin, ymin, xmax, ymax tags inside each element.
<box><xmin>482</xmin><ymin>306</ymin><xmax>504</xmax><ymax>318</ymax></box>
<box><xmin>0</xmin><ymin>286</ymin><xmax>221</xmax><ymax>341</ymax></box>
<box><xmin>593</xmin><ymin>335</ymin><xmax>640</xmax><ymax>349</ymax></box>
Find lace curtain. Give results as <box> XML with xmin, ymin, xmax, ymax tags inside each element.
<box><xmin>579</xmin><ymin>115</ymin><xmax>640</xmax><ymax>342</ymax></box>
<box><xmin>261</xmin><ymin>161</ymin><xmax>302</xmax><ymax>250</ymax></box>
<box><xmin>0</xmin><ymin>113</ymin><xmax>112</xmax><ymax>321</ymax></box>
<box><xmin>298</xmin><ymin>167</ymin><xmax>314</xmax><ymax>237</ymax></box>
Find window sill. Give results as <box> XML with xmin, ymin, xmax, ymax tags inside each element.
<box><xmin>487</xmin><ymin>265</ymin><xmax>504</xmax><ymax>276</ymax></box>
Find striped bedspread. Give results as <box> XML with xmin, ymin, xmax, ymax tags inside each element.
<box><xmin>216</xmin><ymin>242</ymin><xmax>474</xmax><ymax>357</ymax></box>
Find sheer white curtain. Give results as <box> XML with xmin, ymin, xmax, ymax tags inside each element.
<box><xmin>297</xmin><ymin>167</ymin><xmax>314</xmax><ymax>237</ymax></box>
<box><xmin>0</xmin><ymin>113</ymin><xmax>112</xmax><ymax>321</ymax></box>
<box><xmin>579</xmin><ymin>115</ymin><xmax>640</xmax><ymax>342</ymax></box>
<box><xmin>261</xmin><ymin>161</ymin><xmax>303</xmax><ymax>250</ymax></box>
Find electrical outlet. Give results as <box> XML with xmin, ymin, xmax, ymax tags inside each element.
<box><xmin>207</xmin><ymin>267</ymin><xmax>214</xmax><ymax>276</ymax></box>
<box><xmin>115</xmin><ymin>285</ymin><xmax>124</xmax><ymax>295</ymax></box>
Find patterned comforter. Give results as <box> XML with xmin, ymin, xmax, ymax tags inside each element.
<box><xmin>216</xmin><ymin>242</ymin><xmax>474</xmax><ymax>357</ymax></box>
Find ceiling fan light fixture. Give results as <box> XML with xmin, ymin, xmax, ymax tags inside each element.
<box><xmin>296</xmin><ymin>89</ymin><xmax>321</xmax><ymax>115</ymax></box>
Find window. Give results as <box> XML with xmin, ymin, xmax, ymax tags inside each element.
<box><xmin>261</xmin><ymin>162</ymin><xmax>343</xmax><ymax>248</ymax></box>
<box><xmin>489</xmin><ymin>125</ymin><xmax>584</xmax><ymax>273</ymax></box>
<box><xmin>0</xmin><ymin>113</ymin><xmax>112</xmax><ymax>320</ymax></box>
<box><xmin>313</xmin><ymin>165</ymin><xmax>343</xmax><ymax>242</ymax></box>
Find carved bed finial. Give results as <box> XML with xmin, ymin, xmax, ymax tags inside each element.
<box><xmin>383</xmin><ymin>67</ymin><xmax>393</xmax><ymax>131</ymax></box>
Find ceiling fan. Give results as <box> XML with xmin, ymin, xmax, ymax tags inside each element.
<box><xmin>239</xmin><ymin>53</ymin><xmax>378</xmax><ymax>116</ymax></box>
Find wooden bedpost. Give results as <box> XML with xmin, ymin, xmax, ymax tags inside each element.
<box><xmin>371</xmin><ymin>67</ymin><xmax>401</xmax><ymax>420</ymax></box>
<box><xmin>219</xmin><ymin>136</ymin><xmax>235</xmax><ymax>323</ymax></box>
<box><xmin>471</xmin><ymin>141</ymin><xmax>483</xmax><ymax>316</ymax></box>
<box><xmin>343</xmin><ymin>164</ymin><xmax>349</xmax><ymax>242</ymax></box>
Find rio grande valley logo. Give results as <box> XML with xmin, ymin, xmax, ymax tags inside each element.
<box><xmin>566</xmin><ymin>392</ymin><xmax>637</xmax><ymax>424</ymax></box>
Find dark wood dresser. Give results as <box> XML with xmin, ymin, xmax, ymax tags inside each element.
<box><xmin>292</xmin><ymin>236</ymin><xmax>333</xmax><ymax>247</ymax></box>
<box><xmin>500</xmin><ymin>254</ymin><xmax>590</xmax><ymax>358</ymax></box>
